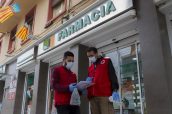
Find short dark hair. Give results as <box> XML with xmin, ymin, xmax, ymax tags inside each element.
<box><xmin>63</xmin><ymin>51</ymin><xmax>74</xmax><ymax>59</ymax></box>
<box><xmin>87</xmin><ymin>47</ymin><xmax>98</xmax><ymax>53</ymax></box>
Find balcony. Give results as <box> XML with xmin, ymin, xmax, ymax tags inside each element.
<box><xmin>0</xmin><ymin>0</ymin><xmax>40</xmax><ymax>33</ymax></box>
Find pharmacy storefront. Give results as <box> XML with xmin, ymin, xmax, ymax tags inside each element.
<box><xmin>35</xmin><ymin>0</ymin><xmax>146</xmax><ymax>114</ymax></box>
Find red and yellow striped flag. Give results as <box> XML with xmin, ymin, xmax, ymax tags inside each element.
<box><xmin>0</xmin><ymin>3</ymin><xmax>20</xmax><ymax>23</ymax></box>
<box><xmin>0</xmin><ymin>6</ymin><xmax>14</xmax><ymax>23</ymax></box>
<box><xmin>15</xmin><ymin>25</ymin><xmax>29</xmax><ymax>41</ymax></box>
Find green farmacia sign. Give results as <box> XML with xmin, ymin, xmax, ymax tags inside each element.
<box><xmin>57</xmin><ymin>0</ymin><xmax>116</xmax><ymax>41</ymax></box>
<box><xmin>38</xmin><ymin>0</ymin><xmax>133</xmax><ymax>55</ymax></box>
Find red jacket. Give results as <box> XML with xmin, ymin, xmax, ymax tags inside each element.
<box><xmin>52</xmin><ymin>66</ymin><xmax>77</xmax><ymax>106</ymax></box>
<box><xmin>87</xmin><ymin>57</ymin><xmax>118</xmax><ymax>97</ymax></box>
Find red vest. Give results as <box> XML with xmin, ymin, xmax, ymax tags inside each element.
<box><xmin>87</xmin><ymin>57</ymin><xmax>112</xmax><ymax>97</ymax></box>
<box><xmin>54</xmin><ymin>66</ymin><xmax>77</xmax><ymax>105</ymax></box>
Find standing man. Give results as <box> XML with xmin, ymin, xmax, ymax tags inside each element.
<box><xmin>52</xmin><ymin>51</ymin><xmax>80</xmax><ymax>114</ymax></box>
<box><xmin>86</xmin><ymin>47</ymin><xmax>119</xmax><ymax>114</ymax></box>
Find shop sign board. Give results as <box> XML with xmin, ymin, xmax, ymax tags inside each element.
<box><xmin>38</xmin><ymin>0</ymin><xmax>133</xmax><ymax>55</ymax></box>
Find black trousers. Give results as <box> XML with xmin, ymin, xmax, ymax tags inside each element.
<box><xmin>56</xmin><ymin>105</ymin><xmax>80</xmax><ymax>114</ymax></box>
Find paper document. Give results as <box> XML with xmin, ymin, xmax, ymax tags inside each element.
<box><xmin>76</xmin><ymin>81</ymin><xmax>95</xmax><ymax>89</ymax></box>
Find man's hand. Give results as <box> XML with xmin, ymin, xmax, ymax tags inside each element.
<box><xmin>112</xmin><ymin>91</ymin><xmax>120</xmax><ymax>102</ymax></box>
<box><xmin>86</xmin><ymin>77</ymin><xmax>93</xmax><ymax>84</ymax></box>
<box><xmin>69</xmin><ymin>83</ymin><xmax>77</xmax><ymax>92</ymax></box>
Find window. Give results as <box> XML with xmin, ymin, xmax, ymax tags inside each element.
<box><xmin>25</xmin><ymin>7</ymin><xmax>35</xmax><ymax>35</ymax></box>
<box><xmin>0</xmin><ymin>0</ymin><xmax>5</xmax><ymax>7</ymax></box>
<box><xmin>21</xmin><ymin>6</ymin><xmax>36</xmax><ymax>45</ymax></box>
<box><xmin>0</xmin><ymin>0</ymin><xmax>13</xmax><ymax>6</ymax></box>
<box><xmin>46</xmin><ymin>0</ymin><xmax>67</xmax><ymax>27</ymax></box>
<box><xmin>7</xmin><ymin>26</ymin><xmax>17</xmax><ymax>54</ymax></box>
<box><xmin>52</xmin><ymin>0</ymin><xmax>65</xmax><ymax>17</ymax></box>
<box><xmin>70</xmin><ymin>0</ymin><xmax>83</xmax><ymax>8</ymax></box>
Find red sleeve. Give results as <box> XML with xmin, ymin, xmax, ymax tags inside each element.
<box><xmin>52</xmin><ymin>67</ymin><xmax>70</xmax><ymax>93</ymax></box>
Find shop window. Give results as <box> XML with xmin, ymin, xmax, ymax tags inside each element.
<box><xmin>7</xmin><ymin>26</ymin><xmax>17</xmax><ymax>54</ymax></box>
<box><xmin>46</xmin><ymin>0</ymin><xmax>67</xmax><ymax>28</ymax></box>
<box><xmin>24</xmin><ymin>73</ymin><xmax>34</xmax><ymax>114</ymax></box>
<box><xmin>105</xmin><ymin>44</ymin><xmax>145</xmax><ymax>114</ymax></box>
<box><xmin>21</xmin><ymin>6</ymin><xmax>36</xmax><ymax>45</ymax></box>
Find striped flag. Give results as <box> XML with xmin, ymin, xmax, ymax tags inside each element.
<box><xmin>15</xmin><ymin>25</ymin><xmax>29</xmax><ymax>41</ymax></box>
<box><xmin>11</xmin><ymin>3</ymin><xmax>20</xmax><ymax>13</ymax></box>
<box><xmin>0</xmin><ymin>3</ymin><xmax>20</xmax><ymax>23</ymax></box>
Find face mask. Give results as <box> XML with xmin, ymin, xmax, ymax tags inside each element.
<box><xmin>66</xmin><ymin>62</ymin><xmax>74</xmax><ymax>70</ymax></box>
<box><xmin>89</xmin><ymin>56</ymin><xmax>97</xmax><ymax>63</ymax></box>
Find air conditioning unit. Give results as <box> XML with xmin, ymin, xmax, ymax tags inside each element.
<box><xmin>154</xmin><ymin>0</ymin><xmax>168</xmax><ymax>5</ymax></box>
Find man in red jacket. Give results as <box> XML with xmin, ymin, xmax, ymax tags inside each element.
<box><xmin>86</xmin><ymin>47</ymin><xmax>119</xmax><ymax>114</ymax></box>
<box><xmin>52</xmin><ymin>51</ymin><xmax>80</xmax><ymax>114</ymax></box>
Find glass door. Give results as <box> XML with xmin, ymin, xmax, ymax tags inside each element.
<box><xmin>22</xmin><ymin>73</ymin><xmax>35</xmax><ymax>114</ymax></box>
<box><xmin>105</xmin><ymin>43</ymin><xmax>145</xmax><ymax>114</ymax></box>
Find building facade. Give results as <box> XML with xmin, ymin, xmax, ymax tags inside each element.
<box><xmin>0</xmin><ymin>0</ymin><xmax>172</xmax><ymax>114</ymax></box>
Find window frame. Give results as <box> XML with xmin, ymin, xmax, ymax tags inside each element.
<box><xmin>1</xmin><ymin>0</ymin><xmax>14</xmax><ymax>7</ymax></box>
<box><xmin>0</xmin><ymin>0</ymin><xmax>6</xmax><ymax>7</ymax></box>
<box><xmin>7</xmin><ymin>26</ymin><xmax>17</xmax><ymax>54</ymax></box>
<box><xmin>21</xmin><ymin>6</ymin><xmax>36</xmax><ymax>45</ymax></box>
<box><xmin>45</xmin><ymin>0</ymin><xmax>67</xmax><ymax>28</ymax></box>
<box><xmin>69</xmin><ymin>0</ymin><xmax>84</xmax><ymax>9</ymax></box>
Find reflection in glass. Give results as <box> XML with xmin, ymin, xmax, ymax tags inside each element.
<box><xmin>105</xmin><ymin>44</ymin><xmax>145</xmax><ymax>114</ymax></box>
<box><xmin>24</xmin><ymin>73</ymin><xmax>34</xmax><ymax>114</ymax></box>
<box><xmin>106</xmin><ymin>51</ymin><xmax>120</xmax><ymax>114</ymax></box>
<box><xmin>119</xmin><ymin>45</ymin><xmax>141</xmax><ymax>114</ymax></box>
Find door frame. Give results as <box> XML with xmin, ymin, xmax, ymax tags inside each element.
<box><xmin>21</xmin><ymin>72</ymin><xmax>35</xmax><ymax>114</ymax></box>
<box><xmin>99</xmin><ymin>41</ymin><xmax>144</xmax><ymax>114</ymax></box>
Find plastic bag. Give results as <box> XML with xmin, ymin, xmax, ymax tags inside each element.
<box><xmin>109</xmin><ymin>96</ymin><xmax>121</xmax><ymax>109</ymax></box>
<box><xmin>70</xmin><ymin>88</ymin><xmax>81</xmax><ymax>106</ymax></box>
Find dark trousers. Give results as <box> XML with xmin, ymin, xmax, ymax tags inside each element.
<box><xmin>56</xmin><ymin>105</ymin><xmax>80</xmax><ymax>114</ymax></box>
